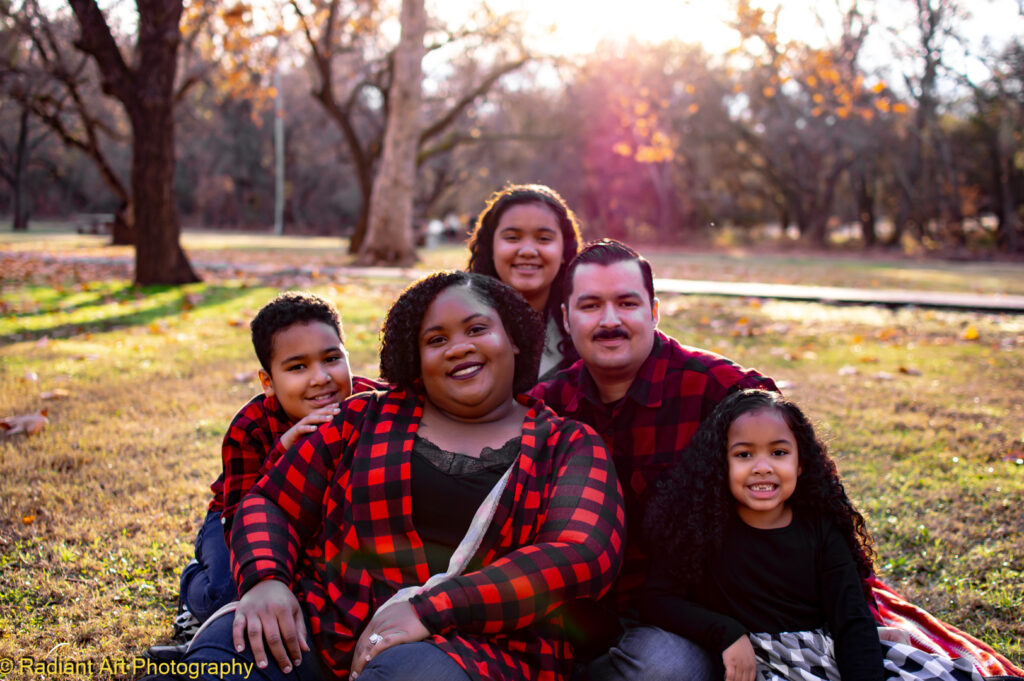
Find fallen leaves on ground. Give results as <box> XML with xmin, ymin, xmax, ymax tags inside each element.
<box><xmin>40</xmin><ymin>388</ymin><xmax>71</xmax><ymax>400</ymax></box>
<box><xmin>1</xmin><ymin>409</ymin><xmax>49</xmax><ymax>436</ymax></box>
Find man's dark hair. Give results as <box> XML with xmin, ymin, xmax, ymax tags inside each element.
<box><xmin>250</xmin><ymin>291</ymin><xmax>343</xmax><ymax>373</ymax></box>
<box><xmin>564</xmin><ymin>239</ymin><xmax>655</xmax><ymax>307</ymax></box>
<box><xmin>380</xmin><ymin>271</ymin><xmax>544</xmax><ymax>395</ymax></box>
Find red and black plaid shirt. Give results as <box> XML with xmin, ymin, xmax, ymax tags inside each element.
<box><xmin>211</xmin><ymin>376</ymin><xmax>384</xmax><ymax>537</ymax></box>
<box><xmin>529</xmin><ymin>330</ymin><xmax>777</xmax><ymax>607</ymax></box>
<box><xmin>231</xmin><ymin>388</ymin><xmax>626</xmax><ymax>681</ymax></box>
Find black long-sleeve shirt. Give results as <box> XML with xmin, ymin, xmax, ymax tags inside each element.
<box><xmin>640</xmin><ymin>509</ymin><xmax>883</xmax><ymax>681</ymax></box>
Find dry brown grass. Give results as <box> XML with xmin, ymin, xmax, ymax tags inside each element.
<box><xmin>2</xmin><ymin>233</ymin><xmax>1022</xmax><ymax>678</ymax></box>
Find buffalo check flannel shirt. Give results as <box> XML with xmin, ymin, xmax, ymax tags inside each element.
<box><xmin>231</xmin><ymin>388</ymin><xmax>626</xmax><ymax>681</ymax></box>
<box><xmin>528</xmin><ymin>330</ymin><xmax>777</xmax><ymax>608</ymax></box>
<box><xmin>211</xmin><ymin>376</ymin><xmax>384</xmax><ymax>537</ymax></box>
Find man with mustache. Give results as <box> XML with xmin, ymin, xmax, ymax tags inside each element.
<box><xmin>529</xmin><ymin>239</ymin><xmax>777</xmax><ymax>681</ymax></box>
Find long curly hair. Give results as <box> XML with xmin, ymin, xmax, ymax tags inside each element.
<box><xmin>644</xmin><ymin>389</ymin><xmax>875</xmax><ymax>586</ymax></box>
<box><xmin>467</xmin><ymin>184</ymin><xmax>582</xmax><ymax>366</ymax></box>
<box><xmin>379</xmin><ymin>271</ymin><xmax>544</xmax><ymax>395</ymax></box>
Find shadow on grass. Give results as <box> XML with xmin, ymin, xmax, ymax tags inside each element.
<box><xmin>0</xmin><ymin>283</ymin><xmax>256</xmax><ymax>347</ymax></box>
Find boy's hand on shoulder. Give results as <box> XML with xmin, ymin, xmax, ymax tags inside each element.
<box><xmin>722</xmin><ymin>635</ymin><xmax>756</xmax><ymax>681</ymax></box>
<box><xmin>279</xmin><ymin>404</ymin><xmax>341</xmax><ymax>451</ymax></box>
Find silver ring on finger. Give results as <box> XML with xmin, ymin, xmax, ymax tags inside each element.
<box><xmin>368</xmin><ymin>633</ymin><xmax>382</xmax><ymax>645</ymax></box>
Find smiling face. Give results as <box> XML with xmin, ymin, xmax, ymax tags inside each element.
<box><xmin>418</xmin><ymin>285</ymin><xmax>519</xmax><ymax>421</ymax></box>
<box><xmin>726</xmin><ymin>407</ymin><xmax>802</xmax><ymax>529</ymax></box>
<box><xmin>492</xmin><ymin>202</ymin><xmax>565</xmax><ymax>313</ymax></box>
<box><xmin>563</xmin><ymin>259</ymin><xmax>659</xmax><ymax>402</ymax></box>
<box><xmin>259</xmin><ymin>321</ymin><xmax>353</xmax><ymax>421</ymax></box>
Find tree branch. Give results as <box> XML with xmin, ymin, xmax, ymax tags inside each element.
<box><xmin>419</xmin><ymin>55</ymin><xmax>527</xmax><ymax>144</ymax></box>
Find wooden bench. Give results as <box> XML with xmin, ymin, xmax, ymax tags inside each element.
<box><xmin>73</xmin><ymin>213</ymin><xmax>114</xmax><ymax>234</ymax></box>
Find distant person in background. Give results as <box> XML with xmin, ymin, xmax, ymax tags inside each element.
<box><xmin>467</xmin><ymin>183</ymin><xmax>582</xmax><ymax>382</ymax></box>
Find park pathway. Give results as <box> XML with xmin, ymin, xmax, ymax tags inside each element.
<box><xmin>205</xmin><ymin>259</ymin><xmax>1024</xmax><ymax>314</ymax></box>
<box><xmin>651</xmin><ymin>278</ymin><xmax>1024</xmax><ymax>314</ymax></box>
<box><xmin>11</xmin><ymin>250</ymin><xmax>1024</xmax><ymax>314</ymax></box>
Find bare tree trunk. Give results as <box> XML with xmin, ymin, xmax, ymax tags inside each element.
<box><xmin>995</xmin><ymin>141</ymin><xmax>1022</xmax><ymax>253</ymax></box>
<box><xmin>111</xmin><ymin>200</ymin><xmax>134</xmax><ymax>245</ymax></box>
<box><xmin>355</xmin><ymin>0</ymin><xmax>425</xmax><ymax>266</ymax></box>
<box><xmin>851</xmin><ymin>164</ymin><xmax>877</xmax><ymax>247</ymax></box>
<box><xmin>12</xmin><ymin>106</ymin><xmax>31</xmax><ymax>231</ymax></box>
<box><xmin>349</xmin><ymin>180</ymin><xmax>373</xmax><ymax>254</ymax></box>
<box><xmin>130</xmin><ymin>99</ymin><xmax>196</xmax><ymax>283</ymax></box>
<box><xmin>69</xmin><ymin>0</ymin><xmax>198</xmax><ymax>284</ymax></box>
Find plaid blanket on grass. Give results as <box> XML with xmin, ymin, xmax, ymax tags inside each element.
<box><xmin>868</xmin><ymin>576</ymin><xmax>1024</xmax><ymax>677</ymax></box>
<box><xmin>749</xmin><ymin>628</ymin><xmax>984</xmax><ymax>681</ymax></box>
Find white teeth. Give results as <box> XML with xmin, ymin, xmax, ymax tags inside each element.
<box><xmin>749</xmin><ymin>484</ymin><xmax>776</xmax><ymax>491</ymax></box>
<box><xmin>451</xmin><ymin>366</ymin><xmax>478</xmax><ymax>377</ymax></box>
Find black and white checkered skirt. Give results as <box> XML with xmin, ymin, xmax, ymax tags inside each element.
<box><xmin>748</xmin><ymin>629</ymin><xmax>984</xmax><ymax>681</ymax></box>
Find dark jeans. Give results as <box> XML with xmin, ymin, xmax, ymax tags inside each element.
<box><xmin>180</xmin><ymin>510</ymin><xmax>236</xmax><ymax>621</ymax></box>
<box><xmin>356</xmin><ymin>642</ymin><xmax>471</xmax><ymax>681</ymax></box>
<box><xmin>586</xmin><ymin>625</ymin><xmax>714</xmax><ymax>681</ymax></box>
<box><xmin>155</xmin><ymin>611</ymin><xmax>471</xmax><ymax>681</ymax></box>
<box><xmin>147</xmin><ymin>613</ymin><xmax>326</xmax><ymax>681</ymax></box>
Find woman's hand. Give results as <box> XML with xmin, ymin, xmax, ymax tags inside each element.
<box><xmin>722</xmin><ymin>635</ymin><xmax>757</xmax><ymax>681</ymax></box>
<box><xmin>349</xmin><ymin>601</ymin><xmax>430</xmax><ymax>680</ymax></box>
<box><xmin>232</xmin><ymin>579</ymin><xmax>309</xmax><ymax>674</ymax></box>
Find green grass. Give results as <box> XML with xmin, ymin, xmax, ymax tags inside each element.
<box><xmin>1</xmin><ymin>232</ymin><xmax>1022</xmax><ymax>678</ymax></box>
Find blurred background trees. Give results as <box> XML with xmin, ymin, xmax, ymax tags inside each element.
<box><xmin>1</xmin><ymin>0</ymin><xmax>1022</xmax><ymax>275</ymax></box>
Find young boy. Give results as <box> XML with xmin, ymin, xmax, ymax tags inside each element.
<box><xmin>149</xmin><ymin>291</ymin><xmax>382</xmax><ymax>658</ymax></box>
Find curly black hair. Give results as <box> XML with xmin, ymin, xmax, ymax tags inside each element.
<box><xmin>250</xmin><ymin>291</ymin><xmax>344</xmax><ymax>373</ymax></box>
<box><xmin>644</xmin><ymin>389</ymin><xmax>875</xmax><ymax>587</ymax></box>
<box><xmin>379</xmin><ymin>271</ymin><xmax>544</xmax><ymax>395</ymax></box>
<box><xmin>467</xmin><ymin>184</ymin><xmax>582</xmax><ymax>368</ymax></box>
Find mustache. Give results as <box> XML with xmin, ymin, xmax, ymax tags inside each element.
<box><xmin>592</xmin><ymin>328</ymin><xmax>629</xmax><ymax>341</ymax></box>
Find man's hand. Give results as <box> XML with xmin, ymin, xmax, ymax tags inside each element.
<box><xmin>722</xmin><ymin>635</ymin><xmax>757</xmax><ymax>681</ymax></box>
<box><xmin>232</xmin><ymin>580</ymin><xmax>309</xmax><ymax>673</ymax></box>
<box><xmin>349</xmin><ymin>601</ymin><xmax>430</xmax><ymax>679</ymax></box>
<box><xmin>279</xmin><ymin>405</ymin><xmax>340</xmax><ymax>451</ymax></box>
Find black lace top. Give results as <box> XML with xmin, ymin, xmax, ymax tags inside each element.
<box><xmin>410</xmin><ymin>435</ymin><xmax>520</xmax><ymax>574</ymax></box>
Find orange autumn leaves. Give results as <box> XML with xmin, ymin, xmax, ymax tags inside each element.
<box><xmin>610</xmin><ymin>93</ymin><xmax>676</xmax><ymax>164</ymax></box>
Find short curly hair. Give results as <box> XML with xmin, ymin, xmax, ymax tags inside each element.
<box><xmin>644</xmin><ymin>389</ymin><xmax>875</xmax><ymax>587</ymax></box>
<box><xmin>379</xmin><ymin>271</ymin><xmax>544</xmax><ymax>395</ymax></box>
<box><xmin>467</xmin><ymin>184</ymin><xmax>582</xmax><ymax>365</ymax></box>
<box><xmin>250</xmin><ymin>291</ymin><xmax>344</xmax><ymax>372</ymax></box>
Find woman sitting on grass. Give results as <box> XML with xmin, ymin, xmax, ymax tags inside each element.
<box><xmin>161</xmin><ymin>271</ymin><xmax>626</xmax><ymax>681</ymax></box>
<box><xmin>640</xmin><ymin>389</ymin><xmax>996</xmax><ymax>681</ymax></box>
<box><xmin>467</xmin><ymin>183</ymin><xmax>582</xmax><ymax>382</ymax></box>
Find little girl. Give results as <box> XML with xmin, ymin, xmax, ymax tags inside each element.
<box><xmin>641</xmin><ymin>389</ymin><xmax>984</xmax><ymax>681</ymax></box>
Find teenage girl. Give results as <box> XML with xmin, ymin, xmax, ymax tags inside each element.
<box><xmin>467</xmin><ymin>183</ymin><xmax>582</xmax><ymax>382</ymax></box>
<box><xmin>641</xmin><ymin>389</ymin><xmax>983</xmax><ymax>681</ymax></box>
